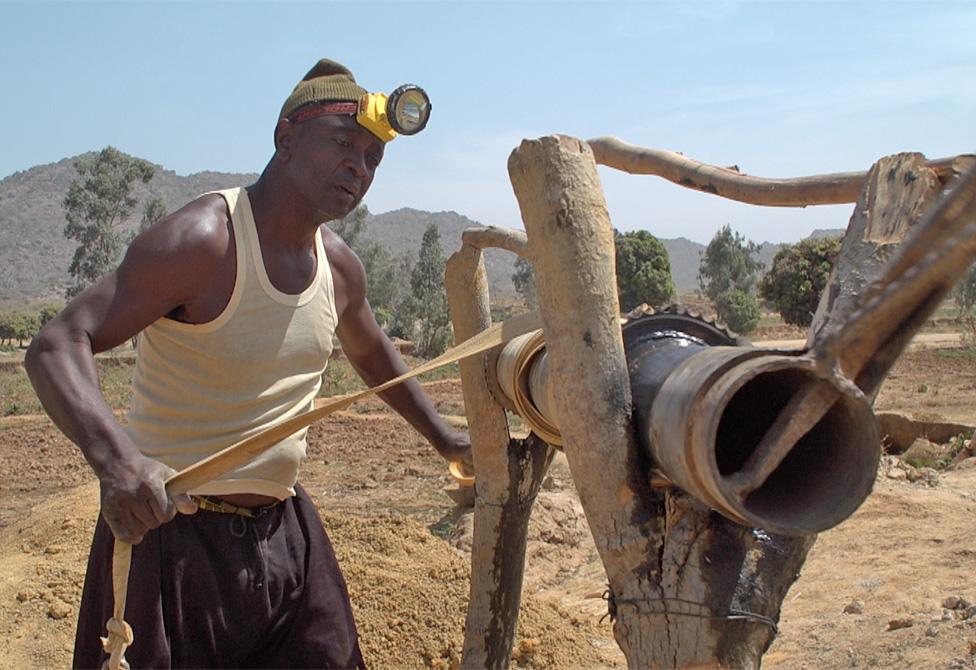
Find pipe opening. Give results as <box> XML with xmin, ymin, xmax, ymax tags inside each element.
<box><xmin>715</xmin><ymin>368</ymin><xmax>878</xmax><ymax>533</ymax></box>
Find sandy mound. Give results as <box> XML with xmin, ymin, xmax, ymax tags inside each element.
<box><xmin>0</xmin><ymin>481</ymin><xmax>620</xmax><ymax>669</ymax></box>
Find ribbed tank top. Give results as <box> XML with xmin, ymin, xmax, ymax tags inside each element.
<box><xmin>125</xmin><ymin>187</ymin><xmax>338</xmax><ymax>499</ymax></box>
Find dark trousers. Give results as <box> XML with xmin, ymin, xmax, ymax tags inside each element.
<box><xmin>73</xmin><ymin>484</ymin><xmax>365</xmax><ymax>669</ymax></box>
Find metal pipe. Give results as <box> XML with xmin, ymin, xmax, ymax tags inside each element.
<box><xmin>491</xmin><ymin>308</ymin><xmax>882</xmax><ymax>536</ymax></box>
<box><xmin>640</xmin><ymin>346</ymin><xmax>879</xmax><ymax>535</ymax></box>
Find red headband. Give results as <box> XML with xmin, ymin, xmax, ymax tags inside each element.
<box><xmin>288</xmin><ymin>101</ymin><xmax>359</xmax><ymax>124</ymax></box>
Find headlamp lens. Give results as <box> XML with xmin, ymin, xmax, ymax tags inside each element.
<box><xmin>388</xmin><ymin>85</ymin><xmax>431</xmax><ymax>135</ymax></box>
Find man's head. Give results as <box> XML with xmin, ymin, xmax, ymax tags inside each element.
<box><xmin>274</xmin><ymin>59</ymin><xmax>386</xmax><ymax>221</ymax></box>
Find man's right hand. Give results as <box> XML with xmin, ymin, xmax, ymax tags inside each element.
<box><xmin>98</xmin><ymin>454</ymin><xmax>197</xmax><ymax>544</ymax></box>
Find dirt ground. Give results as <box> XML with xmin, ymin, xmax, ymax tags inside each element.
<box><xmin>1</xmin><ymin>348</ymin><xmax>974</xmax><ymax>669</ymax></box>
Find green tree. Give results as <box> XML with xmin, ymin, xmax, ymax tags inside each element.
<box><xmin>362</xmin><ymin>245</ymin><xmax>408</xmax><ymax>330</ymax></box>
<box><xmin>615</xmin><ymin>230</ymin><xmax>675</xmax><ymax>311</ymax></box>
<box><xmin>38</xmin><ymin>303</ymin><xmax>63</xmax><ymax>328</ymax></box>
<box><xmin>715</xmin><ymin>289</ymin><xmax>761</xmax><ymax>334</ymax></box>
<box><xmin>512</xmin><ymin>256</ymin><xmax>538</xmax><ymax>311</ymax></box>
<box><xmin>406</xmin><ymin>225</ymin><xmax>452</xmax><ymax>357</ymax></box>
<box><xmin>140</xmin><ymin>196</ymin><xmax>168</xmax><ymax>233</ymax></box>
<box><xmin>698</xmin><ymin>224</ymin><xmax>763</xmax><ymax>301</ymax></box>
<box><xmin>387</xmin><ymin>253</ymin><xmax>417</xmax><ymax>340</ymax></box>
<box><xmin>328</xmin><ymin>204</ymin><xmax>407</xmax><ymax>331</ymax></box>
<box><xmin>62</xmin><ymin>147</ymin><xmax>155</xmax><ymax>297</ymax></box>
<box><xmin>698</xmin><ymin>225</ymin><xmax>764</xmax><ymax>334</ymax></box>
<box><xmin>0</xmin><ymin>312</ymin><xmax>14</xmax><ymax>346</ymax></box>
<box><xmin>953</xmin><ymin>262</ymin><xmax>976</xmax><ymax>318</ymax></box>
<box><xmin>3</xmin><ymin>312</ymin><xmax>40</xmax><ymax>346</ymax></box>
<box><xmin>330</xmin><ymin>203</ymin><xmax>369</xmax><ymax>248</ymax></box>
<box><xmin>759</xmin><ymin>236</ymin><xmax>842</xmax><ymax>327</ymax></box>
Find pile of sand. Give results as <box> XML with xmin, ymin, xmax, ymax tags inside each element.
<box><xmin>0</xmin><ymin>482</ymin><xmax>618</xmax><ymax>669</ymax></box>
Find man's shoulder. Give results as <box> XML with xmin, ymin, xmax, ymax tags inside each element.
<box><xmin>137</xmin><ymin>193</ymin><xmax>233</xmax><ymax>261</ymax></box>
<box><xmin>319</xmin><ymin>224</ymin><xmax>361</xmax><ymax>271</ymax></box>
<box><xmin>319</xmin><ymin>223</ymin><xmax>367</xmax><ymax>302</ymax></box>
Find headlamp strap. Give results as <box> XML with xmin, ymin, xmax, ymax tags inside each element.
<box><xmin>289</xmin><ymin>101</ymin><xmax>359</xmax><ymax>124</ymax></box>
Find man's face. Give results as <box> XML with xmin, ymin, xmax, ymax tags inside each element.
<box><xmin>278</xmin><ymin>113</ymin><xmax>385</xmax><ymax>221</ymax></box>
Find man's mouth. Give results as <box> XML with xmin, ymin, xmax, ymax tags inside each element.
<box><xmin>337</xmin><ymin>184</ymin><xmax>357</xmax><ymax>199</ymax></box>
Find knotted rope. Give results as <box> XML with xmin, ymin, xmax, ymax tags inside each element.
<box><xmin>100</xmin><ymin>311</ymin><xmax>542</xmax><ymax>669</ymax></box>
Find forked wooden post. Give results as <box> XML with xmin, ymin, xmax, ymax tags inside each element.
<box><xmin>508</xmin><ymin>135</ymin><xmax>676</xmax><ymax>665</ymax></box>
<box><xmin>445</xmin><ymin>234</ymin><xmax>554</xmax><ymax>669</ymax></box>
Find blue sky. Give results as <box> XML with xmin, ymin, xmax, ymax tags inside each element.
<box><xmin>2</xmin><ymin>0</ymin><xmax>973</xmax><ymax>244</ymax></box>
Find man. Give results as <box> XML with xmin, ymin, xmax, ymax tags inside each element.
<box><xmin>26</xmin><ymin>58</ymin><xmax>469</xmax><ymax>669</ymax></box>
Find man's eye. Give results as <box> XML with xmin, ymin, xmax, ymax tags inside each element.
<box><xmin>366</xmin><ymin>154</ymin><xmax>381</xmax><ymax>169</ymax></box>
<box><xmin>335</xmin><ymin>137</ymin><xmax>352</xmax><ymax>148</ymax></box>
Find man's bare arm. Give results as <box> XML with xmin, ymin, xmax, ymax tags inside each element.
<box><xmin>25</xmin><ymin>196</ymin><xmax>229</xmax><ymax>542</ymax></box>
<box><xmin>326</xmin><ymin>231</ymin><xmax>471</xmax><ymax>465</ymax></box>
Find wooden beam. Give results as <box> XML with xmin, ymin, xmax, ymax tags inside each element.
<box><xmin>588</xmin><ymin>136</ymin><xmax>972</xmax><ymax>207</ymax></box>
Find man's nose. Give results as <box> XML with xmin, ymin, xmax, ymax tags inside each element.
<box><xmin>347</xmin><ymin>150</ymin><xmax>368</xmax><ymax>178</ymax></box>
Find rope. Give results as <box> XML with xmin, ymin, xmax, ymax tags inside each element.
<box><xmin>99</xmin><ymin>311</ymin><xmax>542</xmax><ymax>669</ymax></box>
<box><xmin>100</xmin><ymin>542</ymin><xmax>133</xmax><ymax>670</ymax></box>
<box><xmin>604</xmin><ymin>591</ymin><xmax>779</xmax><ymax>634</ymax></box>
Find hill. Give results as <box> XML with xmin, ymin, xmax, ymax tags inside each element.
<box><xmin>0</xmin><ymin>153</ymin><xmax>519</xmax><ymax>306</ymax></box>
<box><xmin>0</xmin><ymin>151</ymin><xmax>844</xmax><ymax>307</ymax></box>
<box><xmin>0</xmin><ymin>154</ymin><xmax>258</xmax><ymax>306</ymax></box>
<box><xmin>363</xmin><ymin>208</ymin><xmax>518</xmax><ymax>298</ymax></box>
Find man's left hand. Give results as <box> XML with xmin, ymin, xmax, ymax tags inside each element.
<box><xmin>431</xmin><ymin>429</ymin><xmax>472</xmax><ymax>471</ymax></box>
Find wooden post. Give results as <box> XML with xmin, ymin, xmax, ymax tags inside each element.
<box><xmin>509</xmin><ymin>135</ymin><xmax>673</xmax><ymax>665</ymax></box>
<box><xmin>445</xmin><ymin>236</ymin><xmax>554</xmax><ymax>669</ymax></box>
<box><xmin>809</xmin><ymin>154</ymin><xmax>975</xmax><ymax>398</ymax></box>
<box><xmin>510</xmin><ymin>135</ymin><xmax>819</xmax><ymax>668</ymax></box>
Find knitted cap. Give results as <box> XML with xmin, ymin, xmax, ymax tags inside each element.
<box><xmin>278</xmin><ymin>58</ymin><xmax>368</xmax><ymax>121</ymax></box>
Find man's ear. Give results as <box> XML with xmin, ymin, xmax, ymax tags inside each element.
<box><xmin>274</xmin><ymin>119</ymin><xmax>294</xmax><ymax>159</ymax></box>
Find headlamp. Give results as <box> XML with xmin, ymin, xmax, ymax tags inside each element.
<box><xmin>357</xmin><ymin>84</ymin><xmax>431</xmax><ymax>142</ymax></box>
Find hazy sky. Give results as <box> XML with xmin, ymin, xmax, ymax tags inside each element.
<box><xmin>2</xmin><ymin>1</ymin><xmax>973</xmax><ymax>244</ymax></box>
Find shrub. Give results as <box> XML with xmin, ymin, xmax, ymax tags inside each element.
<box><xmin>715</xmin><ymin>289</ymin><xmax>761</xmax><ymax>334</ymax></box>
<box><xmin>759</xmin><ymin>236</ymin><xmax>842</xmax><ymax>327</ymax></box>
<box><xmin>615</xmin><ymin>230</ymin><xmax>675</xmax><ymax>311</ymax></box>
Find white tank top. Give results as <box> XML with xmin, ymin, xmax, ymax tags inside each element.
<box><xmin>125</xmin><ymin>187</ymin><xmax>339</xmax><ymax>499</ymax></box>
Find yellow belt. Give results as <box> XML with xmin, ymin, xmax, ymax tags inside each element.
<box><xmin>190</xmin><ymin>495</ymin><xmax>280</xmax><ymax>518</ymax></box>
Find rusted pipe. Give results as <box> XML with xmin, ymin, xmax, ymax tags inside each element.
<box><xmin>490</xmin><ymin>308</ymin><xmax>881</xmax><ymax>536</ymax></box>
<box><xmin>642</xmin><ymin>347</ymin><xmax>878</xmax><ymax>535</ymax></box>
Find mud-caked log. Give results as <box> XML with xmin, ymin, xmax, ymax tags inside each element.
<box><xmin>445</xmin><ymin>236</ymin><xmax>555</xmax><ymax>668</ymax></box>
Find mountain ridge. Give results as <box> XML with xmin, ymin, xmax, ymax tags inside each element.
<box><xmin>0</xmin><ymin>152</ymin><xmax>843</xmax><ymax>307</ymax></box>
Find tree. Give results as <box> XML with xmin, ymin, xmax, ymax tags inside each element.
<box><xmin>140</xmin><ymin>196</ymin><xmax>168</xmax><ymax>233</ymax></box>
<box><xmin>328</xmin><ymin>204</ymin><xmax>408</xmax><ymax>331</ymax></box>
<box><xmin>62</xmin><ymin>147</ymin><xmax>155</xmax><ymax>297</ymax></box>
<box><xmin>511</xmin><ymin>256</ymin><xmax>538</xmax><ymax>311</ymax></box>
<box><xmin>387</xmin><ymin>253</ymin><xmax>417</xmax><ymax>340</ymax></box>
<box><xmin>361</xmin><ymin>245</ymin><xmax>407</xmax><ymax>330</ymax></box>
<box><xmin>0</xmin><ymin>312</ymin><xmax>14</xmax><ymax>346</ymax></box>
<box><xmin>38</xmin><ymin>303</ymin><xmax>63</xmax><ymax>328</ymax></box>
<box><xmin>698</xmin><ymin>225</ymin><xmax>764</xmax><ymax>334</ymax></box>
<box><xmin>953</xmin><ymin>262</ymin><xmax>976</xmax><ymax>318</ymax></box>
<box><xmin>715</xmin><ymin>288</ymin><xmax>761</xmax><ymax>334</ymax></box>
<box><xmin>330</xmin><ymin>203</ymin><xmax>369</xmax><ymax>249</ymax></box>
<box><xmin>698</xmin><ymin>224</ymin><xmax>763</xmax><ymax>301</ymax></box>
<box><xmin>759</xmin><ymin>236</ymin><xmax>842</xmax><ymax>327</ymax></box>
<box><xmin>406</xmin><ymin>225</ymin><xmax>452</xmax><ymax>357</ymax></box>
<box><xmin>2</xmin><ymin>311</ymin><xmax>40</xmax><ymax>347</ymax></box>
<box><xmin>615</xmin><ymin>230</ymin><xmax>675</xmax><ymax>311</ymax></box>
